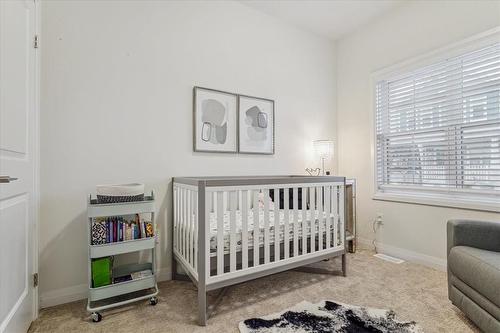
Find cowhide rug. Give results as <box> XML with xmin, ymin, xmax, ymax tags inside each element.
<box><xmin>239</xmin><ymin>300</ymin><xmax>421</xmax><ymax>333</ymax></box>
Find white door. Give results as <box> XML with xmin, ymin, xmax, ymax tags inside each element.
<box><xmin>0</xmin><ymin>0</ymin><xmax>38</xmax><ymax>332</ymax></box>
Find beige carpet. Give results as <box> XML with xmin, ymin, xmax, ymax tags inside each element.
<box><xmin>29</xmin><ymin>249</ymin><xmax>479</xmax><ymax>333</ymax></box>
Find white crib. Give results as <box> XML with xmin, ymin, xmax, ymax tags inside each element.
<box><xmin>173</xmin><ymin>176</ymin><xmax>347</xmax><ymax>325</ymax></box>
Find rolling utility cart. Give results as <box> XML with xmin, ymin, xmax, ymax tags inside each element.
<box><xmin>86</xmin><ymin>192</ymin><xmax>159</xmax><ymax>322</ymax></box>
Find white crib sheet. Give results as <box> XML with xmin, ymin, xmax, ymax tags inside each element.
<box><xmin>177</xmin><ymin>210</ymin><xmax>339</xmax><ymax>253</ymax></box>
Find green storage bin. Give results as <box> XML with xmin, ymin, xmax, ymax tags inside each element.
<box><xmin>92</xmin><ymin>257</ymin><xmax>112</xmax><ymax>288</ymax></box>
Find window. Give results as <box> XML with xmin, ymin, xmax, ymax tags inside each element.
<box><xmin>374</xmin><ymin>40</ymin><xmax>500</xmax><ymax>211</ymax></box>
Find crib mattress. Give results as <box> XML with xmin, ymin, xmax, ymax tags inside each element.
<box><xmin>177</xmin><ymin>210</ymin><xmax>340</xmax><ymax>253</ymax></box>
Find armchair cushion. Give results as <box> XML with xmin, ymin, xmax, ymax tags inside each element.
<box><xmin>448</xmin><ymin>245</ymin><xmax>500</xmax><ymax>308</ymax></box>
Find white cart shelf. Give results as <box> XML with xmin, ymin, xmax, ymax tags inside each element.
<box><xmin>86</xmin><ymin>193</ymin><xmax>159</xmax><ymax>322</ymax></box>
<box><xmin>90</xmin><ymin>238</ymin><xmax>156</xmax><ymax>258</ymax></box>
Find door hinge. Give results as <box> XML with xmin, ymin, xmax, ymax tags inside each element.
<box><xmin>33</xmin><ymin>273</ymin><xmax>39</xmax><ymax>287</ymax></box>
<box><xmin>34</xmin><ymin>35</ymin><xmax>39</xmax><ymax>49</ymax></box>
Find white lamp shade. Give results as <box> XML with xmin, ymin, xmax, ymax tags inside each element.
<box><xmin>313</xmin><ymin>140</ymin><xmax>334</xmax><ymax>159</ymax></box>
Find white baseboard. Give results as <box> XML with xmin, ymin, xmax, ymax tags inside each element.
<box><xmin>40</xmin><ymin>283</ymin><xmax>87</xmax><ymax>308</ymax></box>
<box><xmin>40</xmin><ymin>268</ymin><xmax>172</xmax><ymax>309</ymax></box>
<box><xmin>357</xmin><ymin>237</ymin><xmax>446</xmax><ymax>271</ymax></box>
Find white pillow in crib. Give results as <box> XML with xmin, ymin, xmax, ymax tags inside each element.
<box><xmin>257</xmin><ymin>192</ymin><xmax>275</xmax><ymax>210</ymax></box>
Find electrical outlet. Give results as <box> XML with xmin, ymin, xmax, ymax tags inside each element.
<box><xmin>376</xmin><ymin>213</ymin><xmax>384</xmax><ymax>225</ymax></box>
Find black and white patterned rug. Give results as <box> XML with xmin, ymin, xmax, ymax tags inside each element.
<box><xmin>239</xmin><ymin>300</ymin><xmax>421</xmax><ymax>333</ymax></box>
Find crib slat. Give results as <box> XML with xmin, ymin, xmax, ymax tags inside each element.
<box><xmin>310</xmin><ymin>186</ymin><xmax>316</xmax><ymax>253</ymax></box>
<box><xmin>178</xmin><ymin>187</ymin><xmax>181</xmax><ymax>253</ymax></box>
<box><xmin>213</xmin><ymin>192</ymin><xmax>217</xmax><ymax>214</ymax></box>
<box><xmin>189</xmin><ymin>190</ymin><xmax>197</xmax><ymax>267</ymax></box>
<box><xmin>242</xmin><ymin>190</ymin><xmax>249</xmax><ymax>269</ymax></box>
<box><xmin>205</xmin><ymin>191</ymin><xmax>212</xmax><ymax>278</ymax></box>
<box><xmin>283</xmin><ymin>188</ymin><xmax>290</xmax><ymax>259</ymax></box>
<box><xmin>179</xmin><ymin>189</ymin><xmax>186</xmax><ymax>257</ymax></box>
<box><xmin>339</xmin><ymin>185</ymin><xmax>345</xmax><ymax>247</ymax></box>
<box><xmin>293</xmin><ymin>187</ymin><xmax>299</xmax><ymax>257</ymax></box>
<box><xmin>318</xmin><ymin>187</ymin><xmax>323</xmax><ymax>251</ymax></box>
<box><xmin>178</xmin><ymin>188</ymin><xmax>182</xmax><ymax>257</ymax></box>
<box><xmin>263</xmin><ymin>189</ymin><xmax>270</xmax><ymax>264</ymax></box>
<box><xmin>301</xmin><ymin>187</ymin><xmax>307</xmax><ymax>255</ymax></box>
<box><xmin>186</xmin><ymin>188</ymin><xmax>190</xmax><ymax>260</ymax></box>
<box><xmin>274</xmin><ymin>188</ymin><xmax>280</xmax><ymax>261</ymax></box>
<box><xmin>187</xmin><ymin>189</ymin><xmax>191</xmax><ymax>262</ymax></box>
<box><xmin>180</xmin><ymin>187</ymin><xmax>183</xmax><ymax>254</ymax></box>
<box><xmin>223</xmin><ymin>192</ymin><xmax>228</xmax><ymax>212</ymax></box>
<box><xmin>229</xmin><ymin>191</ymin><xmax>237</xmax><ymax>272</ymax></box>
<box><xmin>183</xmin><ymin>189</ymin><xmax>186</xmax><ymax>258</ymax></box>
<box><xmin>185</xmin><ymin>190</ymin><xmax>190</xmax><ymax>265</ymax></box>
<box><xmin>333</xmin><ymin>185</ymin><xmax>338</xmax><ymax>247</ymax></box>
<box><xmin>191</xmin><ymin>190</ymin><xmax>196</xmax><ymax>267</ymax></box>
<box><xmin>193</xmin><ymin>189</ymin><xmax>198</xmax><ymax>272</ymax></box>
<box><xmin>238</xmin><ymin>191</ymin><xmax>242</xmax><ymax>210</ymax></box>
<box><xmin>217</xmin><ymin>191</ymin><xmax>224</xmax><ymax>275</ymax></box>
<box><xmin>253</xmin><ymin>190</ymin><xmax>259</xmax><ymax>267</ymax></box>
<box><xmin>186</xmin><ymin>190</ymin><xmax>192</xmax><ymax>264</ymax></box>
<box><xmin>325</xmin><ymin>185</ymin><xmax>331</xmax><ymax>249</ymax></box>
<box><xmin>174</xmin><ymin>187</ymin><xmax>177</xmax><ymax>252</ymax></box>
<box><xmin>182</xmin><ymin>188</ymin><xmax>187</xmax><ymax>259</ymax></box>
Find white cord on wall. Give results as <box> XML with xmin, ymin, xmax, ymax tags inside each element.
<box><xmin>372</xmin><ymin>219</ymin><xmax>379</xmax><ymax>254</ymax></box>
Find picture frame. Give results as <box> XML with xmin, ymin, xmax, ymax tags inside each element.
<box><xmin>193</xmin><ymin>86</ymin><xmax>238</xmax><ymax>153</ymax></box>
<box><xmin>238</xmin><ymin>94</ymin><xmax>275</xmax><ymax>155</ymax></box>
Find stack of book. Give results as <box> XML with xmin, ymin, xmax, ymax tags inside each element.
<box><xmin>91</xmin><ymin>214</ymin><xmax>154</xmax><ymax>245</ymax></box>
<box><xmin>113</xmin><ymin>269</ymin><xmax>153</xmax><ymax>284</ymax></box>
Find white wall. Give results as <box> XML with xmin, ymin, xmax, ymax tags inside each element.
<box><xmin>337</xmin><ymin>0</ymin><xmax>500</xmax><ymax>269</ymax></box>
<box><xmin>40</xmin><ymin>1</ymin><xmax>336</xmax><ymax>306</ymax></box>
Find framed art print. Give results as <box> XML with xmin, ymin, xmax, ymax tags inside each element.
<box><xmin>238</xmin><ymin>95</ymin><xmax>275</xmax><ymax>154</ymax></box>
<box><xmin>193</xmin><ymin>87</ymin><xmax>238</xmax><ymax>153</ymax></box>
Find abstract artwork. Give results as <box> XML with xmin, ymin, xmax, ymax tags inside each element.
<box><xmin>238</xmin><ymin>95</ymin><xmax>275</xmax><ymax>154</ymax></box>
<box><xmin>193</xmin><ymin>87</ymin><xmax>237</xmax><ymax>153</ymax></box>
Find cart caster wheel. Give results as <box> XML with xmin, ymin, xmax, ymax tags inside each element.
<box><xmin>149</xmin><ymin>297</ymin><xmax>158</xmax><ymax>306</ymax></box>
<box><xmin>91</xmin><ymin>312</ymin><xmax>102</xmax><ymax>322</ymax></box>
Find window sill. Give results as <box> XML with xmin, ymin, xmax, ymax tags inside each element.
<box><xmin>373</xmin><ymin>190</ymin><xmax>500</xmax><ymax>213</ymax></box>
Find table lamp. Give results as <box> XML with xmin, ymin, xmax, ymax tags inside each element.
<box><xmin>313</xmin><ymin>140</ymin><xmax>334</xmax><ymax>175</ymax></box>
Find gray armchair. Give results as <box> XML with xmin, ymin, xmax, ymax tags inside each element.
<box><xmin>447</xmin><ymin>220</ymin><xmax>500</xmax><ymax>332</ymax></box>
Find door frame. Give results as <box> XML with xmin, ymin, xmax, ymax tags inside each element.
<box><xmin>33</xmin><ymin>0</ymin><xmax>41</xmax><ymax>321</ymax></box>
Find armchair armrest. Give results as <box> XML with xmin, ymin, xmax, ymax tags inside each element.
<box><xmin>447</xmin><ymin>219</ymin><xmax>500</xmax><ymax>256</ymax></box>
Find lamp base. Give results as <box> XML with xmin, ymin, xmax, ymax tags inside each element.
<box><xmin>305</xmin><ymin>168</ymin><xmax>321</xmax><ymax>176</ymax></box>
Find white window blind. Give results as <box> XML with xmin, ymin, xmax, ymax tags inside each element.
<box><xmin>375</xmin><ymin>43</ymin><xmax>500</xmax><ymax>195</ymax></box>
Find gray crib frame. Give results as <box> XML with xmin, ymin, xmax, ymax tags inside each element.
<box><xmin>172</xmin><ymin>176</ymin><xmax>347</xmax><ymax>326</ymax></box>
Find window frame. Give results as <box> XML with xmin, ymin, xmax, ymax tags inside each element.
<box><xmin>370</xmin><ymin>27</ymin><xmax>500</xmax><ymax>213</ymax></box>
